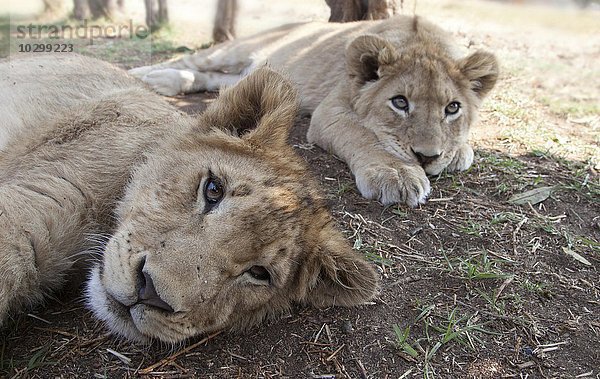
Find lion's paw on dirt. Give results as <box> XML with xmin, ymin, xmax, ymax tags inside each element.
<box><xmin>355</xmin><ymin>163</ymin><xmax>431</xmax><ymax>207</ymax></box>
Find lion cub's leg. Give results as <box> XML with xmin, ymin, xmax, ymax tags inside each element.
<box><xmin>308</xmin><ymin>100</ymin><xmax>430</xmax><ymax>207</ymax></box>
<box><xmin>0</xmin><ymin>196</ymin><xmax>78</xmax><ymax>325</ymax></box>
<box><xmin>140</xmin><ymin>69</ymin><xmax>241</xmax><ymax>96</ymax></box>
<box><xmin>129</xmin><ymin>42</ymin><xmax>252</xmax><ymax>94</ymax></box>
<box><xmin>0</xmin><ymin>176</ymin><xmax>97</xmax><ymax>325</ymax></box>
<box><xmin>0</xmin><ymin>219</ymin><xmax>42</xmax><ymax>324</ymax></box>
<box><xmin>131</xmin><ymin>44</ymin><xmax>251</xmax><ymax>74</ymax></box>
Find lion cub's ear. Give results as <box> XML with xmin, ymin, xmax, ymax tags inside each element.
<box><xmin>299</xmin><ymin>223</ymin><xmax>379</xmax><ymax>307</ymax></box>
<box><xmin>346</xmin><ymin>35</ymin><xmax>399</xmax><ymax>83</ymax></box>
<box><xmin>198</xmin><ymin>67</ymin><xmax>299</xmax><ymax>149</ymax></box>
<box><xmin>458</xmin><ymin>50</ymin><xmax>499</xmax><ymax>99</ymax></box>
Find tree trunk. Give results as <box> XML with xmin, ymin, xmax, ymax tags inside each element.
<box><xmin>327</xmin><ymin>0</ymin><xmax>399</xmax><ymax>22</ymax></box>
<box><xmin>42</xmin><ymin>0</ymin><xmax>65</xmax><ymax>15</ymax></box>
<box><xmin>145</xmin><ymin>0</ymin><xmax>169</xmax><ymax>31</ymax></box>
<box><xmin>87</xmin><ymin>0</ymin><xmax>123</xmax><ymax>20</ymax></box>
<box><xmin>73</xmin><ymin>0</ymin><xmax>91</xmax><ymax>20</ymax></box>
<box><xmin>366</xmin><ymin>0</ymin><xmax>399</xmax><ymax>19</ymax></box>
<box><xmin>212</xmin><ymin>0</ymin><xmax>238</xmax><ymax>43</ymax></box>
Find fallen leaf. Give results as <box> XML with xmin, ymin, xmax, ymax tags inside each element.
<box><xmin>508</xmin><ymin>186</ymin><xmax>555</xmax><ymax>205</ymax></box>
<box><xmin>562</xmin><ymin>247</ymin><xmax>592</xmax><ymax>266</ymax></box>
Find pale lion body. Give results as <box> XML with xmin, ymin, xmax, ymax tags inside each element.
<box><xmin>131</xmin><ymin>16</ymin><xmax>499</xmax><ymax>207</ymax></box>
<box><xmin>0</xmin><ymin>54</ymin><xmax>377</xmax><ymax>343</ymax></box>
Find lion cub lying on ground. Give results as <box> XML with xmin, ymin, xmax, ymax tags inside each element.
<box><xmin>131</xmin><ymin>16</ymin><xmax>499</xmax><ymax>207</ymax></box>
<box><xmin>0</xmin><ymin>54</ymin><xmax>377</xmax><ymax>343</ymax></box>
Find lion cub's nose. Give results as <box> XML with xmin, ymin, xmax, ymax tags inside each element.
<box><xmin>138</xmin><ymin>267</ymin><xmax>175</xmax><ymax>313</ymax></box>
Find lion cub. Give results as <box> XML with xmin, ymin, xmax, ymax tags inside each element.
<box><xmin>130</xmin><ymin>16</ymin><xmax>499</xmax><ymax>207</ymax></box>
<box><xmin>0</xmin><ymin>54</ymin><xmax>377</xmax><ymax>343</ymax></box>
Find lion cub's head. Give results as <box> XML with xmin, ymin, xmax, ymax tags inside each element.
<box><xmin>346</xmin><ymin>23</ymin><xmax>499</xmax><ymax>175</ymax></box>
<box><xmin>87</xmin><ymin>68</ymin><xmax>378</xmax><ymax>343</ymax></box>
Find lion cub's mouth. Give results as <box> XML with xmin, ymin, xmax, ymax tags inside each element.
<box><xmin>420</xmin><ymin>153</ymin><xmax>450</xmax><ymax>176</ymax></box>
<box><xmin>88</xmin><ymin>264</ymin><xmax>193</xmax><ymax>343</ymax></box>
<box><xmin>86</xmin><ymin>266</ymin><xmax>148</xmax><ymax>343</ymax></box>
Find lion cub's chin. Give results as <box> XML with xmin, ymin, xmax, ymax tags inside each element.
<box><xmin>85</xmin><ymin>265</ymin><xmax>151</xmax><ymax>344</ymax></box>
<box><xmin>87</xmin><ymin>271</ymin><xmax>199</xmax><ymax>344</ymax></box>
<box><xmin>422</xmin><ymin>145</ymin><xmax>475</xmax><ymax>176</ymax></box>
<box><xmin>422</xmin><ymin>156</ymin><xmax>454</xmax><ymax>177</ymax></box>
<box><xmin>87</xmin><ymin>266</ymin><xmax>152</xmax><ymax>344</ymax></box>
<box><xmin>88</xmin><ymin>265</ymin><xmax>214</xmax><ymax>344</ymax></box>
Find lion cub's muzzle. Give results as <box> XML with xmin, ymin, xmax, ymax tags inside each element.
<box><xmin>135</xmin><ymin>257</ymin><xmax>175</xmax><ymax>313</ymax></box>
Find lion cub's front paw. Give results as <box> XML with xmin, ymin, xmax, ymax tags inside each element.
<box><xmin>446</xmin><ymin>144</ymin><xmax>474</xmax><ymax>172</ymax></box>
<box><xmin>355</xmin><ymin>163</ymin><xmax>431</xmax><ymax>207</ymax></box>
<box><xmin>141</xmin><ymin>68</ymin><xmax>195</xmax><ymax>96</ymax></box>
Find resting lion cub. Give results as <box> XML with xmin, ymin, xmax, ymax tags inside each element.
<box><xmin>0</xmin><ymin>54</ymin><xmax>377</xmax><ymax>343</ymax></box>
<box><xmin>130</xmin><ymin>16</ymin><xmax>499</xmax><ymax>207</ymax></box>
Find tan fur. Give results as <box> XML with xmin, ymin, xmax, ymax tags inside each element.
<box><xmin>130</xmin><ymin>16</ymin><xmax>499</xmax><ymax>207</ymax></box>
<box><xmin>0</xmin><ymin>54</ymin><xmax>378</xmax><ymax>343</ymax></box>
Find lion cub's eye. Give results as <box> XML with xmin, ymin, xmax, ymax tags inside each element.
<box><xmin>247</xmin><ymin>265</ymin><xmax>271</xmax><ymax>285</ymax></box>
<box><xmin>445</xmin><ymin>101</ymin><xmax>461</xmax><ymax>115</ymax></box>
<box><xmin>390</xmin><ymin>95</ymin><xmax>409</xmax><ymax>112</ymax></box>
<box><xmin>204</xmin><ymin>177</ymin><xmax>224</xmax><ymax>205</ymax></box>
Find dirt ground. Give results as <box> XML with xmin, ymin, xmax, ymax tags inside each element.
<box><xmin>1</xmin><ymin>0</ymin><xmax>599</xmax><ymax>378</ymax></box>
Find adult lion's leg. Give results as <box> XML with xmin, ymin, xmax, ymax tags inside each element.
<box><xmin>307</xmin><ymin>96</ymin><xmax>431</xmax><ymax>207</ymax></box>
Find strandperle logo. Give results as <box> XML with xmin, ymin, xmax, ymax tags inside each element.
<box><xmin>15</xmin><ymin>19</ymin><xmax>150</xmax><ymax>43</ymax></box>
